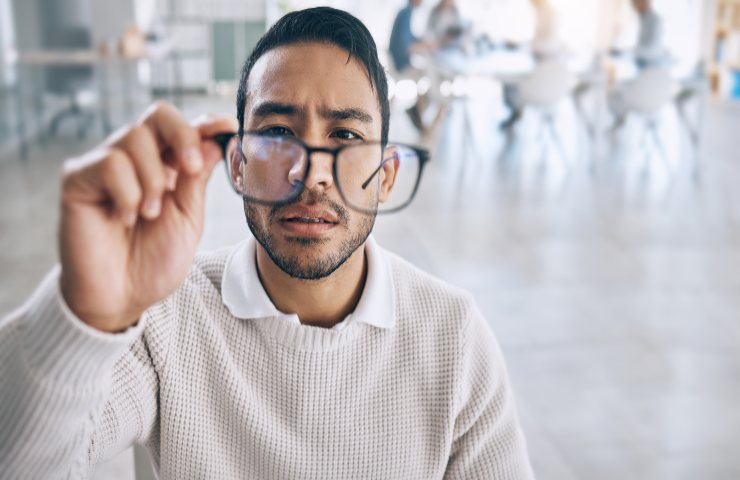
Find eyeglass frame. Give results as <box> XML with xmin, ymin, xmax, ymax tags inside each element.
<box><xmin>211</xmin><ymin>131</ymin><xmax>431</xmax><ymax>214</ymax></box>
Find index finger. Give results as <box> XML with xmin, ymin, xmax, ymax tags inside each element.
<box><xmin>140</xmin><ymin>102</ymin><xmax>203</xmax><ymax>175</ymax></box>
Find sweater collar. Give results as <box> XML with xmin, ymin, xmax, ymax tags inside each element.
<box><xmin>221</xmin><ymin>235</ymin><xmax>395</xmax><ymax>330</ymax></box>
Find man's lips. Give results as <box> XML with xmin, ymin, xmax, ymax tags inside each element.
<box><xmin>282</xmin><ymin>217</ymin><xmax>335</xmax><ymax>224</ymax></box>
<box><xmin>279</xmin><ymin>206</ymin><xmax>339</xmax><ymax>224</ymax></box>
<box><xmin>277</xmin><ymin>205</ymin><xmax>340</xmax><ymax>235</ymax></box>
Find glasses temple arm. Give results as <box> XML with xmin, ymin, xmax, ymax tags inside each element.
<box><xmin>361</xmin><ymin>155</ymin><xmax>396</xmax><ymax>190</ymax></box>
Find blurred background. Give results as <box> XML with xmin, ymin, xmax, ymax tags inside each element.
<box><xmin>1</xmin><ymin>0</ymin><xmax>740</xmax><ymax>479</ymax></box>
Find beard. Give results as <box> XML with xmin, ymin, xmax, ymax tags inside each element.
<box><xmin>244</xmin><ymin>190</ymin><xmax>376</xmax><ymax>280</ymax></box>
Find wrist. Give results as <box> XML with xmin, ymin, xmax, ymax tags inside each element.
<box><xmin>59</xmin><ymin>274</ymin><xmax>142</xmax><ymax>333</ymax></box>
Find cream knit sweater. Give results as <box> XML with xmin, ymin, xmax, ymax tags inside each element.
<box><xmin>0</xmin><ymin>245</ymin><xmax>533</xmax><ymax>479</ymax></box>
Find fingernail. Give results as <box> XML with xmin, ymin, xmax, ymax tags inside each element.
<box><xmin>143</xmin><ymin>198</ymin><xmax>161</xmax><ymax>217</ymax></box>
<box><xmin>186</xmin><ymin>147</ymin><xmax>203</xmax><ymax>171</ymax></box>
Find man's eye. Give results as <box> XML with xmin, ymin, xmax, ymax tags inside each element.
<box><xmin>262</xmin><ymin>126</ymin><xmax>293</xmax><ymax>136</ymax></box>
<box><xmin>332</xmin><ymin>129</ymin><xmax>362</xmax><ymax>141</ymax></box>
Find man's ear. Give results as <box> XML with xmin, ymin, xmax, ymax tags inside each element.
<box><xmin>229</xmin><ymin>140</ymin><xmax>245</xmax><ymax>193</ymax></box>
<box><xmin>378</xmin><ymin>147</ymin><xmax>400</xmax><ymax>203</ymax></box>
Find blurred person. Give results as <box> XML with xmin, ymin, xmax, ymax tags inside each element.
<box><xmin>427</xmin><ymin>0</ymin><xmax>470</xmax><ymax>50</ymax></box>
<box><xmin>607</xmin><ymin>0</ymin><xmax>670</xmax><ymax>131</ymax></box>
<box><xmin>389</xmin><ymin>0</ymin><xmax>438</xmax><ymax>132</ymax></box>
<box><xmin>500</xmin><ymin>0</ymin><xmax>565</xmax><ymax>132</ymax></box>
<box><xmin>632</xmin><ymin>0</ymin><xmax>704</xmax><ymax>152</ymax></box>
<box><xmin>389</xmin><ymin>0</ymin><xmax>427</xmax><ymax>72</ymax></box>
<box><xmin>610</xmin><ymin>0</ymin><xmax>667</xmax><ymax>68</ymax></box>
<box><xmin>632</xmin><ymin>0</ymin><xmax>667</xmax><ymax>68</ymax></box>
<box><xmin>530</xmin><ymin>0</ymin><xmax>565</xmax><ymax>60</ymax></box>
<box><xmin>0</xmin><ymin>7</ymin><xmax>534</xmax><ymax>480</ymax></box>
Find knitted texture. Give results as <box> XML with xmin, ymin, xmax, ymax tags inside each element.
<box><xmin>0</xmin><ymin>245</ymin><xmax>534</xmax><ymax>479</ymax></box>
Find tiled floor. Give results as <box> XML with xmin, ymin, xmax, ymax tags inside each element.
<box><xmin>1</xmin><ymin>91</ymin><xmax>739</xmax><ymax>479</ymax></box>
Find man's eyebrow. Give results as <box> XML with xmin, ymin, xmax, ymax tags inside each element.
<box><xmin>252</xmin><ymin>101</ymin><xmax>303</xmax><ymax>118</ymax></box>
<box><xmin>318</xmin><ymin>107</ymin><xmax>373</xmax><ymax>124</ymax></box>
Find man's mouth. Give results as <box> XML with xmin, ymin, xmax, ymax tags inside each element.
<box><xmin>278</xmin><ymin>207</ymin><xmax>340</xmax><ymax>236</ymax></box>
<box><xmin>285</xmin><ymin>217</ymin><xmax>335</xmax><ymax>224</ymax></box>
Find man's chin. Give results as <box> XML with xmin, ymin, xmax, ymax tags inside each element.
<box><xmin>273</xmin><ymin>254</ymin><xmax>347</xmax><ymax>280</ymax></box>
<box><xmin>245</xmin><ymin>201</ymin><xmax>374</xmax><ymax>281</ymax></box>
<box><xmin>282</xmin><ymin>235</ymin><xmax>331</xmax><ymax>247</ymax></box>
<box><xmin>263</xmin><ymin>236</ymin><xmax>351</xmax><ymax>279</ymax></box>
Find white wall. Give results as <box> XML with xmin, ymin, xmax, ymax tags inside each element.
<box><xmin>160</xmin><ymin>0</ymin><xmax>265</xmax><ymax>21</ymax></box>
<box><xmin>151</xmin><ymin>0</ymin><xmax>266</xmax><ymax>91</ymax></box>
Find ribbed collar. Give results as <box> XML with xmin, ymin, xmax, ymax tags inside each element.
<box><xmin>221</xmin><ymin>235</ymin><xmax>395</xmax><ymax>331</ymax></box>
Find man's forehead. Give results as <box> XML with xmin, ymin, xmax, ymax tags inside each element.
<box><xmin>245</xmin><ymin>42</ymin><xmax>378</xmax><ymax>108</ymax></box>
<box><xmin>250</xmin><ymin>42</ymin><xmax>368</xmax><ymax>73</ymax></box>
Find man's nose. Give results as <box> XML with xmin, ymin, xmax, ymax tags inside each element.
<box><xmin>302</xmin><ymin>151</ymin><xmax>334</xmax><ymax>191</ymax></box>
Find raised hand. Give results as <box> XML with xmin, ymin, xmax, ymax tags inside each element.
<box><xmin>58</xmin><ymin>102</ymin><xmax>237</xmax><ymax>332</ymax></box>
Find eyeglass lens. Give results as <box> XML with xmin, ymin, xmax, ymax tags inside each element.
<box><xmin>225</xmin><ymin>134</ymin><xmax>421</xmax><ymax>213</ymax></box>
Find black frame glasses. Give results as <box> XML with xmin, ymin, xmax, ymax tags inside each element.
<box><xmin>211</xmin><ymin>131</ymin><xmax>430</xmax><ymax>214</ymax></box>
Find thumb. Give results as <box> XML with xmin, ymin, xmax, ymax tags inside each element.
<box><xmin>172</xmin><ymin>114</ymin><xmax>238</xmax><ymax>219</ymax></box>
<box><xmin>193</xmin><ymin>113</ymin><xmax>239</xmax><ymax>141</ymax></box>
<box><xmin>193</xmin><ymin>114</ymin><xmax>238</xmax><ymax>190</ymax></box>
<box><xmin>172</xmin><ymin>139</ymin><xmax>221</xmax><ymax>222</ymax></box>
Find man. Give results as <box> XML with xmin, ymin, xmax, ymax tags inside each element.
<box><xmin>0</xmin><ymin>7</ymin><xmax>533</xmax><ymax>479</ymax></box>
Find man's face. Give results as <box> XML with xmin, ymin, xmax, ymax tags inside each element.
<box><xmin>241</xmin><ymin>42</ymin><xmax>383</xmax><ymax>280</ymax></box>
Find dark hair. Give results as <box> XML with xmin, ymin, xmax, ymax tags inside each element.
<box><xmin>236</xmin><ymin>7</ymin><xmax>390</xmax><ymax>145</ymax></box>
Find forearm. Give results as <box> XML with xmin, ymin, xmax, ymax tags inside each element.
<box><xmin>0</xmin><ymin>267</ymin><xmax>144</xmax><ymax>477</ymax></box>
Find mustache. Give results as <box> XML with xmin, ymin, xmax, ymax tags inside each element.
<box><xmin>268</xmin><ymin>190</ymin><xmax>350</xmax><ymax>224</ymax></box>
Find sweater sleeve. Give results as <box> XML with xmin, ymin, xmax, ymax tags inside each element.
<box><xmin>444</xmin><ymin>303</ymin><xmax>535</xmax><ymax>480</ymax></box>
<box><xmin>0</xmin><ymin>267</ymin><xmax>159</xmax><ymax>478</ymax></box>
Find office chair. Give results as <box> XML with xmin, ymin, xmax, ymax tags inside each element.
<box><xmin>45</xmin><ymin>27</ymin><xmax>96</xmax><ymax>139</ymax></box>
<box><xmin>615</xmin><ymin>67</ymin><xmax>676</xmax><ymax>177</ymax></box>
<box><xmin>674</xmin><ymin>61</ymin><xmax>708</xmax><ymax>180</ymax></box>
<box><xmin>510</xmin><ymin>60</ymin><xmax>576</xmax><ymax>170</ymax></box>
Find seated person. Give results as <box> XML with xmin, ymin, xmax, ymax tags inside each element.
<box><xmin>634</xmin><ymin>0</ymin><xmax>668</xmax><ymax>68</ymax></box>
<box><xmin>608</xmin><ymin>0</ymin><xmax>671</xmax><ymax>131</ymax></box>
<box><xmin>389</xmin><ymin>0</ymin><xmax>433</xmax><ymax>73</ymax></box>
<box><xmin>611</xmin><ymin>0</ymin><xmax>669</xmax><ymax>69</ymax></box>
<box><xmin>530</xmin><ymin>0</ymin><xmax>565</xmax><ymax>61</ymax></box>
<box><xmin>427</xmin><ymin>0</ymin><xmax>471</xmax><ymax>51</ymax></box>
<box><xmin>0</xmin><ymin>6</ymin><xmax>534</xmax><ymax>479</ymax></box>
<box><xmin>389</xmin><ymin>0</ymin><xmax>438</xmax><ymax>132</ymax></box>
<box><xmin>500</xmin><ymin>0</ymin><xmax>565</xmax><ymax>131</ymax></box>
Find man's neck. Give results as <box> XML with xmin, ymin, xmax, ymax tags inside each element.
<box><xmin>255</xmin><ymin>244</ymin><xmax>368</xmax><ymax>329</ymax></box>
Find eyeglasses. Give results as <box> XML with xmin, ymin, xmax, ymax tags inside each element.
<box><xmin>212</xmin><ymin>131</ymin><xmax>430</xmax><ymax>214</ymax></box>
